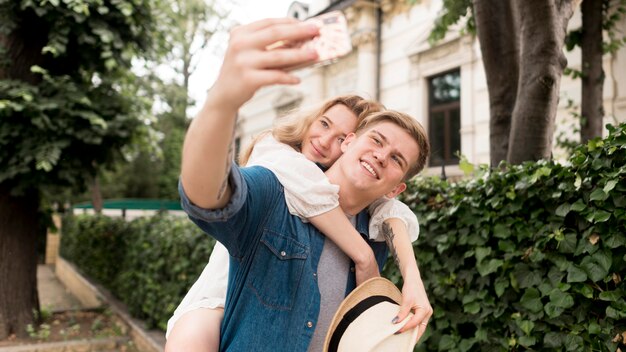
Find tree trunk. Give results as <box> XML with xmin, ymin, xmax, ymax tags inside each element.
<box><xmin>507</xmin><ymin>0</ymin><xmax>577</xmax><ymax>164</ymax></box>
<box><xmin>473</xmin><ymin>0</ymin><xmax>520</xmax><ymax>166</ymax></box>
<box><xmin>580</xmin><ymin>0</ymin><xmax>604</xmax><ymax>142</ymax></box>
<box><xmin>0</xmin><ymin>9</ymin><xmax>49</xmax><ymax>339</ymax></box>
<box><xmin>91</xmin><ymin>174</ymin><xmax>103</xmax><ymax>214</ymax></box>
<box><xmin>0</xmin><ymin>184</ymin><xmax>41</xmax><ymax>339</ymax></box>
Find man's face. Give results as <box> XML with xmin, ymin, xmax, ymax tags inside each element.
<box><xmin>338</xmin><ymin>121</ymin><xmax>420</xmax><ymax>199</ymax></box>
<box><xmin>301</xmin><ymin>104</ymin><xmax>358</xmax><ymax>168</ymax></box>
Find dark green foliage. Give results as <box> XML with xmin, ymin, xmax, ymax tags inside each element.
<box><xmin>384</xmin><ymin>123</ymin><xmax>626</xmax><ymax>351</ymax></box>
<box><xmin>0</xmin><ymin>0</ymin><xmax>168</xmax><ymax>197</ymax></box>
<box><xmin>60</xmin><ymin>214</ymin><xmax>130</xmax><ymax>285</ymax></box>
<box><xmin>60</xmin><ymin>214</ymin><xmax>215</xmax><ymax>330</ymax></box>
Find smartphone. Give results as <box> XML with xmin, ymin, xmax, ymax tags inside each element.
<box><xmin>269</xmin><ymin>11</ymin><xmax>353</xmax><ymax>71</ymax></box>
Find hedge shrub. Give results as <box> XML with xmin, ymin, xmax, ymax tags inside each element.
<box><xmin>384</xmin><ymin>123</ymin><xmax>626</xmax><ymax>351</ymax></box>
<box><xmin>61</xmin><ymin>214</ymin><xmax>216</xmax><ymax>330</ymax></box>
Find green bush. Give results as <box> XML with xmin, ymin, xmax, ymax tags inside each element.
<box><xmin>61</xmin><ymin>213</ymin><xmax>215</xmax><ymax>330</ymax></box>
<box><xmin>60</xmin><ymin>215</ymin><xmax>129</xmax><ymax>285</ymax></box>
<box><xmin>385</xmin><ymin>123</ymin><xmax>626</xmax><ymax>351</ymax></box>
<box><xmin>115</xmin><ymin>215</ymin><xmax>216</xmax><ymax>330</ymax></box>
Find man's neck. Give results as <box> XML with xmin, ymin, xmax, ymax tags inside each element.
<box><xmin>325</xmin><ymin>168</ymin><xmax>372</xmax><ymax>216</ymax></box>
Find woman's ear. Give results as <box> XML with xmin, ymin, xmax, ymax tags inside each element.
<box><xmin>340</xmin><ymin>133</ymin><xmax>357</xmax><ymax>153</ymax></box>
<box><xmin>385</xmin><ymin>182</ymin><xmax>407</xmax><ymax>198</ymax></box>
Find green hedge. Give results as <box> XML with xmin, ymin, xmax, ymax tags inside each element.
<box><xmin>61</xmin><ymin>214</ymin><xmax>215</xmax><ymax>330</ymax></box>
<box><xmin>384</xmin><ymin>123</ymin><xmax>626</xmax><ymax>351</ymax></box>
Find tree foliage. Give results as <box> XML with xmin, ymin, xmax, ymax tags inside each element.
<box><xmin>0</xmin><ymin>0</ymin><xmax>169</xmax><ymax>196</ymax></box>
<box><xmin>89</xmin><ymin>0</ymin><xmax>230</xmax><ymax>202</ymax></box>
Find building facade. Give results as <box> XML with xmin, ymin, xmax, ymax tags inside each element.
<box><xmin>236</xmin><ymin>0</ymin><xmax>626</xmax><ymax>177</ymax></box>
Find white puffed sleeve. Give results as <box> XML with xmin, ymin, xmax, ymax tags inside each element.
<box><xmin>367</xmin><ymin>197</ymin><xmax>420</xmax><ymax>243</ymax></box>
<box><xmin>247</xmin><ymin>134</ymin><xmax>340</xmax><ymax>218</ymax></box>
<box><xmin>166</xmin><ymin>242</ymin><xmax>229</xmax><ymax>339</ymax></box>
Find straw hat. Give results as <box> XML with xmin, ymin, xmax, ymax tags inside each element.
<box><xmin>323</xmin><ymin>277</ymin><xmax>419</xmax><ymax>352</ymax></box>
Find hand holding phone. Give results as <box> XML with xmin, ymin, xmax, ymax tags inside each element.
<box><xmin>267</xmin><ymin>11</ymin><xmax>352</xmax><ymax>71</ymax></box>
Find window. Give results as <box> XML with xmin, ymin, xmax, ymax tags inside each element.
<box><xmin>428</xmin><ymin>69</ymin><xmax>461</xmax><ymax>167</ymax></box>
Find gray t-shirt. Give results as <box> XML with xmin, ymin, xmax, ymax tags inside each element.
<box><xmin>307</xmin><ymin>217</ymin><xmax>356</xmax><ymax>352</ymax></box>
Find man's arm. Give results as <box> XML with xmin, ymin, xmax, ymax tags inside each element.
<box><xmin>180</xmin><ymin>18</ymin><xmax>319</xmax><ymax>209</ymax></box>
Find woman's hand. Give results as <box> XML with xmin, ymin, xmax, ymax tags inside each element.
<box><xmin>210</xmin><ymin>18</ymin><xmax>319</xmax><ymax>112</ymax></box>
<box><xmin>393</xmin><ymin>272</ymin><xmax>432</xmax><ymax>341</ymax></box>
<box><xmin>354</xmin><ymin>250</ymin><xmax>380</xmax><ymax>286</ymax></box>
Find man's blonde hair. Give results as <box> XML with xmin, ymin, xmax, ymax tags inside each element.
<box><xmin>238</xmin><ymin>95</ymin><xmax>384</xmax><ymax>165</ymax></box>
<box><xmin>355</xmin><ymin>110</ymin><xmax>430</xmax><ymax>180</ymax></box>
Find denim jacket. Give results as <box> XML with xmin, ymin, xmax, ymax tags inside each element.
<box><xmin>179</xmin><ymin>166</ymin><xmax>388</xmax><ymax>352</ymax></box>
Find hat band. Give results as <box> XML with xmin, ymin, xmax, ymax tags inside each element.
<box><xmin>327</xmin><ymin>295</ymin><xmax>399</xmax><ymax>352</ymax></box>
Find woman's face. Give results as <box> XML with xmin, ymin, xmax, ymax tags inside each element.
<box><xmin>301</xmin><ymin>104</ymin><xmax>358</xmax><ymax>167</ymax></box>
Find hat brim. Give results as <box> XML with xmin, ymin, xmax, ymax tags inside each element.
<box><xmin>323</xmin><ymin>277</ymin><xmax>405</xmax><ymax>352</ymax></box>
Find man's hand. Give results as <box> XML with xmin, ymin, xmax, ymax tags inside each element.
<box><xmin>393</xmin><ymin>274</ymin><xmax>432</xmax><ymax>342</ymax></box>
<box><xmin>211</xmin><ymin>18</ymin><xmax>320</xmax><ymax>112</ymax></box>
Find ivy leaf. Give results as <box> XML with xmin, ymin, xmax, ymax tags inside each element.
<box><xmin>516</xmin><ymin>319</ymin><xmax>535</xmax><ymax>335</ymax></box>
<box><xmin>555</xmin><ymin>203</ymin><xmax>571</xmax><ymax>217</ymax></box>
<box><xmin>603</xmin><ymin>179</ymin><xmax>618</xmax><ymax>193</ymax></box>
<box><xmin>494</xmin><ymin>277</ymin><xmax>509</xmax><ymax>297</ymax></box>
<box><xmin>570</xmin><ymin>199</ymin><xmax>586</xmax><ymax>212</ymax></box>
<box><xmin>590</xmin><ymin>188</ymin><xmax>609</xmax><ymax>202</ymax></box>
<box><xmin>438</xmin><ymin>335</ymin><xmax>457</xmax><ymax>350</ymax></box>
<box><xmin>475</xmin><ymin>247</ymin><xmax>491</xmax><ymax>263</ymax></box>
<box><xmin>477</xmin><ymin>259</ymin><xmax>503</xmax><ymax>276</ymax></box>
<box><xmin>604</xmin><ymin>233</ymin><xmax>626</xmax><ymax>248</ymax></box>
<box><xmin>544</xmin><ymin>302</ymin><xmax>565</xmax><ymax>318</ymax></box>
<box><xmin>518</xmin><ymin>335</ymin><xmax>536</xmax><ymax>347</ymax></box>
<box><xmin>588</xmin><ymin>321</ymin><xmax>601</xmax><ymax>334</ymax></box>
<box><xmin>544</xmin><ymin>332</ymin><xmax>566</xmax><ymax>348</ymax></box>
<box><xmin>558</xmin><ymin>233</ymin><xmax>577</xmax><ymax>254</ymax></box>
<box><xmin>520</xmin><ymin>288</ymin><xmax>543</xmax><ymax>313</ymax></box>
<box><xmin>606</xmin><ymin>306</ymin><xmax>626</xmax><ymax>319</ymax></box>
<box><xmin>564</xmin><ymin>334</ymin><xmax>584</xmax><ymax>351</ymax></box>
<box><xmin>580</xmin><ymin>252</ymin><xmax>611</xmax><ymax>282</ymax></box>
<box><xmin>599</xmin><ymin>290</ymin><xmax>622</xmax><ymax>302</ymax></box>
<box><xmin>464</xmin><ymin>301</ymin><xmax>480</xmax><ymax>314</ymax></box>
<box><xmin>549</xmin><ymin>290</ymin><xmax>574</xmax><ymax>308</ymax></box>
<box><xmin>566</xmin><ymin>265</ymin><xmax>587</xmax><ymax>283</ymax></box>
<box><xmin>592</xmin><ymin>210</ymin><xmax>611</xmax><ymax>223</ymax></box>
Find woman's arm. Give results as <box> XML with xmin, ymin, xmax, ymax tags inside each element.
<box><xmin>381</xmin><ymin>218</ymin><xmax>432</xmax><ymax>341</ymax></box>
<box><xmin>248</xmin><ymin>136</ymin><xmax>379</xmax><ymax>283</ymax></box>
<box><xmin>309</xmin><ymin>210</ymin><xmax>379</xmax><ymax>285</ymax></box>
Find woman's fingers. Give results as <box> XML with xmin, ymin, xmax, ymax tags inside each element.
<box><xmin>233</xmin><ymin>17</ymin><xmax>299</xmax><ymax>34</ymax></box>
<box><xmin>396</xmin><ymin>305</ymin><xmax>431</xmax><ymax>333</ymax></box>
<box><xmin>247</xmin><ymin>69</ymin><xmax>301</xmax><ymax>88</ymax></box>
<box><xmin>253</xmin><ymin>47</ymin><xmax>318</xmax><ymax>70</ymax></box>
<box><xmin>246</xmin><ymin>22</ymin><xmax>320</xmax><ymax>49</ymax></box>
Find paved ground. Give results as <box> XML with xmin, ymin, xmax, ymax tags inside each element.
<box><xmin>37</xmin><ymin>265</ymin><xmax>82</xmax><ymax>312</ymax></box>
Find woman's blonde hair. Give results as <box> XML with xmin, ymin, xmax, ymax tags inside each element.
<box><xmin>238</xmin><ymin>95</ymin><xmax>384</xmax><ymax>165</ymax></box>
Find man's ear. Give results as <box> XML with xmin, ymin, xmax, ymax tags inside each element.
<box><xmin>340</xmin><ymin>133</ymin><xmax>357</xmax><ymax>153</ymax></box>
<box><xmin>385</xmin><ymin>182</ymin><xmax>407</xmax><ymax>198</ymax></box>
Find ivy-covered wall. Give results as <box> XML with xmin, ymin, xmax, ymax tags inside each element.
<box><xmin>385</xmin><ymin>123</ymin><xmax>626</xmax><ymax>351</ymax></box>
<box><xmin>61</xmin><ymin>124</ymin><xmax>626</xmax><ymax>350</ymax></box>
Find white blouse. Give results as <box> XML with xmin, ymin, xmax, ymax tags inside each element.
<box><xmin>166</xmin><ymin>135</ymin><xmax>420</xmax><ymax>338</ymax></box>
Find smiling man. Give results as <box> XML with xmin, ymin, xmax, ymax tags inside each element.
<box><xmin>177</xmin><ymin>18</ymin><xmax>430</xmax><ymax>351</ymax></box>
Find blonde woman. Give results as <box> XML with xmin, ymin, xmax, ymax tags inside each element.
<box><xmin>166</xmin><ymin>95</ymin><xmax>431</xmax><ymax>351</ymax></box>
